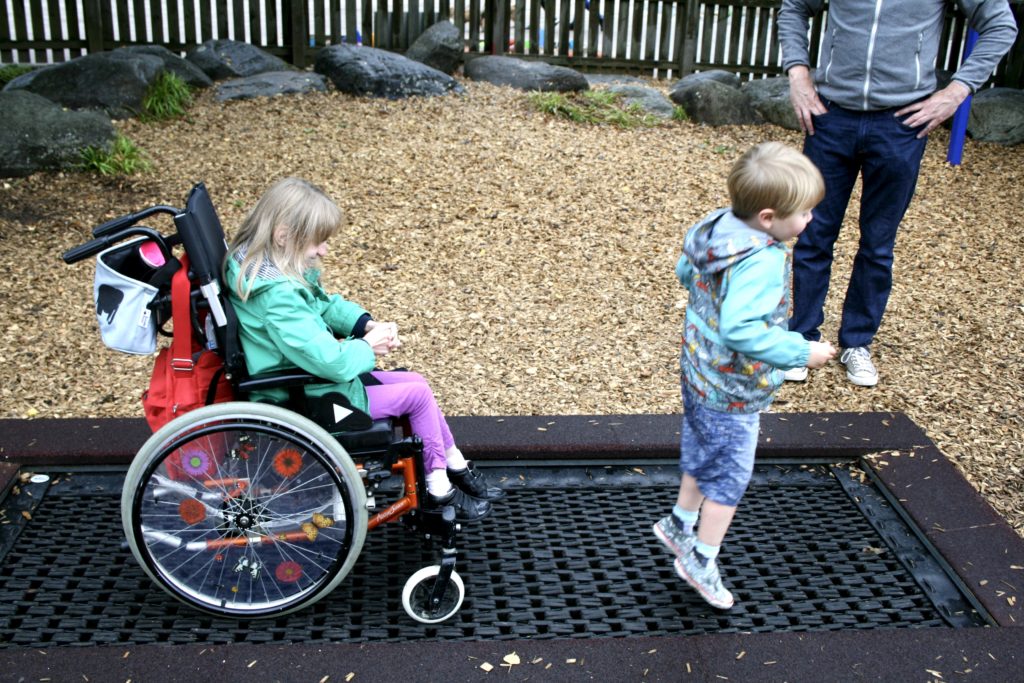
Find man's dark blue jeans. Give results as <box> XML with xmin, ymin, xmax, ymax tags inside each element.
<box><xmin>790</xmin><ymin>100</ymin><xmax>928</xmax><ymax>349</ymax></box>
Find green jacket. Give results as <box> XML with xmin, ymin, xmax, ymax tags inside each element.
<box><xmin>225</xmin><ymin>257</ymin><xmax>376</xmax><ymax>411</ymax></box>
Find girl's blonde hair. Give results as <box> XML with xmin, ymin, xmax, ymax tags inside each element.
<box><xmin>728</xmin><ymin>142</ymin><xmax>825</xmax><ymax>219</ymax></box>
<box><xmin>228</xmin><ymin>177</ymin><xmax>342</xmax><ymax>300</ymax></box>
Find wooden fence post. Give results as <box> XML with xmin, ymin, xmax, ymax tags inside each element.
<box><xmin>289</xmin><ymin>0</ymin><xmax>308</xmax><ymax>67</ymax></box>
<box><xmin>678</xmin><ymin>0</ymin><xmax>699</xmax><ymax>76</ymax></box>
<box><xmin>82</xmin><ymin>0</ymin><xmax>104</xmax><ymax>55</ymax></box>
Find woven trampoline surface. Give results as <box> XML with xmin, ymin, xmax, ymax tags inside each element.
<box><xmin>0</xmin><ymin>462</ymin><xmax>986</xmax><ymax>648</ymax></box>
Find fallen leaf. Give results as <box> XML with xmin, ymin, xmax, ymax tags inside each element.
<box><xmin>480</xmin><ymin>662</ymin><xmax>493</xmax><ymax>672</ymax></box>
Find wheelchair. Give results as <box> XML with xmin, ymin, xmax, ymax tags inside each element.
<box><xmin>63</xmin><ymin>183</ymin><xmax>467</xmax><ymax>623</ymax></box>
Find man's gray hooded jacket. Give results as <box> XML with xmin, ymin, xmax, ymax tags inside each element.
<box><xmin>778</xmin><ymin>0</ymin><xmax>1017</xmax><ymax>111</ymax></box>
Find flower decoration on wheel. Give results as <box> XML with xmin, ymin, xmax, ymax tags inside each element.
<box><xmin>178</xmin><ymin>497</ymin><xmax>206</xmax><ymax>525</ymax></box>
<box><xmin>273</xmin><ymin>447</ymin><xmax>303</xmax><ymax>478</ymax></box>
<box><xmin>275</xmin><ymin>561</ymin><xmax>303</xmax><ymax>583</ymax></box>
<box><xmin>180</xmin><ymin>447</ymin><xmax>212</xmax><ymax>477</ymax></box>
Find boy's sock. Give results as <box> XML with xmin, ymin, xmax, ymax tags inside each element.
<box><xmin>425</xmin><ymin>469</ymin><xmax>453</xmax><ymax>497</ymax></box>
<box><xmin>672</xmin><ymin>505</ymin><xmax>699</xmax><ymax>535</ymax></box>
<box><xmin>445</xmin><ymin>446</ymin><xmax>469</xmax><ymax>471</ymax></box>
<box><xmin>693</xmin><ymin>540</ymin><xmax>720</xmax><ymax>567</ymax></box>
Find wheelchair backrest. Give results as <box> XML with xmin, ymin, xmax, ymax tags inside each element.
<box><xmin>173</xmin><ymin>183</ymin><xmax>247</xmax><ymax>381</ymax></box>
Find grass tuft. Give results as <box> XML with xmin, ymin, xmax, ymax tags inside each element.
<box><xmin>141</xmin><ymin>71</ymin><xmax>193</xmax><ymax>121</ymax></box>
<box><xmin>78</xmin><ymin>134</ymin><xmax>152</xmax><ymax>175</ymax></box>
<box><xmin>0</xmin><ymin>63</ymin><xmax>37</xmax><ymax>88</ymax></box>
<box><xmin>528</xmin><ymin>90</ymin><xmax>662</xmax><ymax>129</ymax></box>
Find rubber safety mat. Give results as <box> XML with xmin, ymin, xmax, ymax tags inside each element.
<box><xmin>0</xmin><ymin>462</ymin><xmax>987</xmax><ymax>648</ymax></box>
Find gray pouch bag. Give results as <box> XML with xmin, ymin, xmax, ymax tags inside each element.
<box><xmin>94</xmin><ymin>237</ymin><xmax>159</xmax><ymax>355</ymax></box>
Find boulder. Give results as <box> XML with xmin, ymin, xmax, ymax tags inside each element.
<box><xmin>606</xmin><ymin>83</ymin><xmax>676</xmax><ymax>119</ymax></box>
<box><xmin>3</xmin><ymin>51</ymin><xmax>163</xmax><ymax>118</ymax></box>
<box><xmin>405</xmin><ymin>20</ymin><xmax>463</xmax><ymax>75</ymax></box>
<box><xmin>464</xmin><ymin>56</ymin><xmax>588</xmax><ymax>92</ymax></box>
<box><xmin>743</xmin><ymin>76</ymin><xmax>800</xmax><ymax>130</ymax></box>
<box><xmin>1</xmin><ymin>90</ymin><xmax>115</xmax><ymax>178</ymax></box>
<box><xmin>186</xmin><ymin>39</ymin><xmax>294</xmax><ymax>80</ymax></box>
<box><xmin>117</xmin><ymin>45</ymin><xmax>213</xmax><ymax>88</ymax></box>
<box><xmin>215</xmin><ymin>71</ymin><xmax>328</xmax><ymax>101</ymax></box>
<box><xmin>315</xmin><ymin>44</ymin><xmax>463</xmax><ymax>99</ymax></box>
<box><xmin>586</xmin><ymin>74</ymin><xmax>648</xmax><ymax>87</ymax></box>
<box><xmin>968</xmin><ymin>87</ymin><xmax>1024</xmax><ymax>145</ymax></box>
<box><xmin>671</xmin><ymin>69</ymin><xmax>741</xmax><ymax>94</ymax></box>
<box><xmin>669</xmin><ymin>79</ymin><xmax>762</xmax><ymax>126</ymax></box>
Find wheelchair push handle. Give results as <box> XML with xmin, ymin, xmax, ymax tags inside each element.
<box><xmin>62</xmin><ymin>226</ymin><xmax>176</xmax><ymax>264</ymax></box>
<box><xmin>92</xmin><ymin>204</ymin><xmax>181</xmax><ymax>238</ymax></box>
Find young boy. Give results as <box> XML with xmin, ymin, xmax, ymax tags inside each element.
<box><xmin>653</xmin><ymin>142</ymin><xmax>836</xmax><ymax>609</ymax></box>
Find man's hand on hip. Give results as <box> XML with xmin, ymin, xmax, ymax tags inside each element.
<box><xmin>895</xmin><ymin>81</ymin><xmax>971</xmax><ymax>138</ymax></box>
<box><xmin>788</xmin><ymin>66</ymin><xmax>827</xmax><ymax>135</ymax></box>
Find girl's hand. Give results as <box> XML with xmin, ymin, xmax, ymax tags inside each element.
<box><xmin>806</xmin><ymin>341</ymin><xmax>837</xmax><ymax>369</ymax></box>
<box><xmin>362</xmin><ymin>325</ymin><xmax>393</xmax><ymax>356</ymax></box>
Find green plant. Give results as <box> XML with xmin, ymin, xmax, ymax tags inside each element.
<box><xmin>528</xmin><ymin>90</ymin><xmax>662</xmax><ymax>129</ymax></box>
<box><xmin>141</xmin><ymin>71</ymin><xmax>192</xmax><ymax>121</ymax></box>
<box><xmin>672</xmin><ymin>105</ymin><xmax>689</xmax><ymax>122</ymax></box>
<box><xmin>78</xmin><ymin>134</ymin><xmax>152</xmax><ymax>175</ymax></box>
<box><xmin>0</xmin><ymin>63</ymin><xmax>36</xmax><ymax>88</ymax></box>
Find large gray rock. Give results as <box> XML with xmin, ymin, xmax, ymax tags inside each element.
<box><xmin>464</xmin><ymin>56</ymin><xmax>588</xmax><ymax>92</ymax></box>
<box><xmin>315</xmin><ymin>44</ymin><xmax>463</xmax><ymax>99</ymax></box>
<box><xmin>117</xmin><ymin>45</ymin><xmax>213</xmax><ymax>88</ymax></box>
<box><xmin>606</xmin><ymin>84</ymin><xmax>676</xmax><ymax>119</ymax></box>
<box><xmin>586</xmin><ymin>74</ymin><xmax>648</xmax><ymax>87</ymax></box>
<box><xmin>1</xmin><ymin>90</ymin><xmax>115</xmax><ymax>177</ymax></box>
<box><xmin>405</xmin><ymin>20</ymin><xmax>463</xmax><ymax>75</ymax></box>
<box><xmin>671</xmin><ymin>69</ymin><xmax>742</xmax><ymax>94</ymax></box>
<box><xmin>968</xmin><ymin>87</ymin><xmax>1024</xmax><ymax>146</ymax></box>
<box><xmin>670</xmin><ymin>79</ymin><xmax>762</xmax><ymax>126</ymax></box>
<box><xmin>215</xmin><ymin>71</ymin><xmax>328</xmax><ymax>101</ymax></box>
<box><xmin>3</xmin><ymin>51</ymin><xmax>163</xmax><ymax>118</ymax></box>
<box><xmin>743</xmin><ymin>76</ymin><xmax>799</xmax><ymax>130</ymax></box>
<box><xmin>186</xmin><ymin>39</ymin><xmax>294</xmax><ymax>80</ymax></box>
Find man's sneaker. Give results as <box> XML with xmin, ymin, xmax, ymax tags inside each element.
<box><xmin>674</xmin><ymin>550</ymin><xmax>734</xmax><ymax>610</ymax></box>
<box><xmin>840</xmin><ymin>347</ymin><xmax>878</xmax><ymax>387</ymax></box>
<box><xmin>652</xmin><ymin>515</ymin><xmax>696</xmax><ymax>558</ymax></box>
<box><xmin>783</xmin><ymin>366</ymin><xmax>808</xmax><ymax>382</ymax></box>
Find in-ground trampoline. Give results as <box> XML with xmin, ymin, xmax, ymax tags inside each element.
<box><xmin>0</xmin><ymin>412</ymin><xmax>1021</xmax><ymax>681</ymax></box>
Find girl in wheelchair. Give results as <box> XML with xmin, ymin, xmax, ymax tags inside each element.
<box><xmin>225</xmin><ymin>177</ymin><xmax>503</xmax><ymax>523</ymax></box>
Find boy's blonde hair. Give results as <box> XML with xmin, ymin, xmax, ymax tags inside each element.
<box><xmin>228</xmin><ymin>177</ymin><xmax>342</xmax><ymax>300</ymax></box>
<box><xmin>728</xmin><ymin>142</ymin><xmax>824</xmax><ymax>219</ymax></box>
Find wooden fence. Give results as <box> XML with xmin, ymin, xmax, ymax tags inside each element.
<box><xmin>2</xmin><ymin>1</ymin><xmax>1022</xmax><ymax>86</ymax></box>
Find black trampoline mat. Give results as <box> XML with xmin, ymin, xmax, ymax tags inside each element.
<box><xmin>0</xmin><ymin>461</ymin><xmax>987</xmax><ymax>648</ymax></box>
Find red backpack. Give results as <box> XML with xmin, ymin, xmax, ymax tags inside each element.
<box><xmin>142</xmin><ymin>254</ymin><xmax>234</xmax><ymax>432</ymax></box>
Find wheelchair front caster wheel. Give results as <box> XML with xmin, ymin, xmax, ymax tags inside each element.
<box><xmin>401</xmin><ymin>565</ymin><xmax>465</xmax><ymax>623</ymax></box>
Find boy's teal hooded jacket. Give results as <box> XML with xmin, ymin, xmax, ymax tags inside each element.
<box><xmin>678</xmin><ymin>208</ymin><xmax>810</xmax><ymax>413</ymax></box>
<box><xmin>225</xmin><ymin>256</ymin><xmax>376</xmax><ymax>411</ymax></box>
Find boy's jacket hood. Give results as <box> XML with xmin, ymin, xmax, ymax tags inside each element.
<box><xmin>684</xmin><ymin>208</ymin><xmax>776</xmax><ymax>274</ymax></box>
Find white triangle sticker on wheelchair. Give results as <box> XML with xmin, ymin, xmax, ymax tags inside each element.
<box><xmin>333</xmin><ymin>403</ymin><xmax>352</xmax><ymax>424</ymax></box>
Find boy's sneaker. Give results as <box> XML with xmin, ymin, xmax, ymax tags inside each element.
<box><xmin>674</xmin><ymin>550</ymin><xmax>734</xmax><ymax>610</ymax></box>
<box><xmin>783</xmin><ymin>366</ymin><xmax>808</xmax><ymax>382</ymax></box>
<box><xmin>840</xmin><ymin>347</ymin><xmax>878</xmax><ymax>387</ymax></box>
<box><xmin>652</xmin><ymin>515</ymin><xmax>696</xmax><ymax>558</ymax></box>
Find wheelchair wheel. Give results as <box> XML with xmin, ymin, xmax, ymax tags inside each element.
<box><xmin>401</xmin><ymin>565</ymin><xmax>465</xmax><ymax>624</ymax></box>
<box><xmin>122</xmin><ymin>402</ymin><xmax>367</xmax><ymax>618</ymax></box>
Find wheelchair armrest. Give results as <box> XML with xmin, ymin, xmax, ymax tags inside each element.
<box><xmin>235</xmin><ymin>370</ymin><xmax>326</xmax><ymax>394</ymax></box>
<box><xmin>237</xmin><ymin>371</ymin><xmax>376</xmax><ymax>433</ymax></box>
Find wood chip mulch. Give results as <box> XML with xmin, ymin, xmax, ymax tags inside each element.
<box><xmin>1</xmin><ymin>80</ymin><xmax>1021</xmax><ymax>536</ymax></box>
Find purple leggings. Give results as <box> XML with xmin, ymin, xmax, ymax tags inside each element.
<box><xmin>365</xmin><ymin>371</ymin><xmax>454</xmax><ymax>473</ymax></box>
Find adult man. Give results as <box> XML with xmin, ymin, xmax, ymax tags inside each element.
<box><xmin>777</xmin><ymin>0</ymin><xmax>1017</xmax><ymax>386</ymax></box>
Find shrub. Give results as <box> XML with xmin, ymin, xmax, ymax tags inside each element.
<box><xmin>528</xmin><ymin>90</ymin><xmax>661</xmax><ymax>129</ymax></box>
<box><xmin>141</xmin><ymin>71</ymin><xmax>193</xmax><ymax>121</ymax></box>
<box><xmin>78</xmin><ymin>134</ymin><xmax>152</xmax><ymax>175</ymax></box>
<box><xmin>0</xmin><ymin>63</ymin><xmax>36</xmax><ymax>88</ymax></box>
